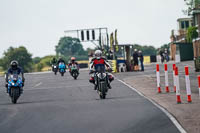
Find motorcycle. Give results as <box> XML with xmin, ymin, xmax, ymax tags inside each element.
<box><xmin>70</xmin><ymin>64</ymin><xmax>79</xmax><ymax>80</ymax></box>
<box><xmin>52</xmin><ymin>65</ymin><xmax>58</xmax><ymax>75</ymax></box>
<box><xmin>161</xmin><ymin>53</ymin><xmax>169</xmax><ymax>63</ymax></box>
<box><xmin>7</xmin><ymin>74</ymin><xmax>23</xmax><ymax>104</ymax></box>
<box><xmin>91</xmin><ymin>65</ymin><xmax>110</xmax><ymax>99</ymax></box>
<box><xmin>58</xmin><ymin>62</ymin><xmax>66</xmax><ymax>76</ymax></box>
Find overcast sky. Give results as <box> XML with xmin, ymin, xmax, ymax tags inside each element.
<box><xmin>0</xmin><ymin>0</ymin><xmax>187</xmax><ymax>57</ymax></box>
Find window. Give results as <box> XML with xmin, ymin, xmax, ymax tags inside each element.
<box><xmin>181</xmin><ymin>21</ymin><xmax>185</xmax><ymax>29</ymax></box>
<box><xmin>185</xmin><ymin>21</ymin><xmax>189</xmax><ymax>28</ymax></box>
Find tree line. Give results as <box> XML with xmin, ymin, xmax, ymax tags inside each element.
<box><xmin>0</xmin><ymin>36</ymin><xmax>169</xmax><ymax>73</ymax></box>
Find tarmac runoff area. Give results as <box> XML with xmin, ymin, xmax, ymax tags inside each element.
<box><xmin>115</xmin><ymin>61</ymin><xmax>200</xmax><ymax>133</ymax></box>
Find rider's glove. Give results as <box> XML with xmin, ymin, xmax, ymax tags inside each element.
<box><xmin>108</xmin><ymin>68</ymin><xmax>112</xmax><ymax>72</ymax></box>
<box><xmin>89</xmin><ymin>70</ymin><xmax>93</xmax><ymax>74</ymax></box>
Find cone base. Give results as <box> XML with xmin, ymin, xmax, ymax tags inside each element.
<box><xmin>174</xmin><ymin>86</ymin><xmax>176</xmax><ymax>92</ymax></box>
<box><xmin>158</xmin><ymin>87</ymin><xmax>161</xmax><ymax>93</ymax></box>
<box><xmin>187</xmin><ymin>95</ymin><xmax>192</xmax><ymax>103</ymax></box>
<box><xmin>166</xmin><ymin>86</ymin><xmax>169</xmax><ymax>93</ymax></box>
<box><xmin>176</xmin><ymin>95</ymin><xmax>181</xmax><ymax>104</ymax></box>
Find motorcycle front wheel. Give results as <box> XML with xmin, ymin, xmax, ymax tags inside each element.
<box><xmin>99</xmin><ymin>82</ymin><xmax>106</xmax><ymax>99</ymax></box>
<box><xmin>11</xmin><ymin>87</ymin><xmax>20</xmax><ymax>104</ymax></box>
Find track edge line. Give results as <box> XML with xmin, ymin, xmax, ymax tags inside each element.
<box><xmin>117</xmin><ymin>78</ymin><xmax>187</xmax><ymax>133</ymax></box>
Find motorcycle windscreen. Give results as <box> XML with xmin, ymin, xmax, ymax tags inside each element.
<box><xmin>9</xmin><ymin>74</ymin><xmax>22</xmax><ymax>83</ymax></box>
<box><xmin>71</xmin><ymin>64</ymin><xmax>78</xmax><ymax>70</ymax></box>
<box><xmin>95</xmin><ymin>65</ymin><xmax>105</xmax><ymax>73</ymax></box>
<box><xmin>59</xmin><ymin>63</ymin><xmax>65</xmax><ymax>69</ymax></box>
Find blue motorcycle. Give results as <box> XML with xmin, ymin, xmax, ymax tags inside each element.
<box><xmin>58</xmin><ymin>62</ymin><xmax>66</xmax><ymax>76</ymax></box>
<box><xmin>8</xmin><ymin>74</ymin><xmax>23</xmax><ymax>104</ymax></box>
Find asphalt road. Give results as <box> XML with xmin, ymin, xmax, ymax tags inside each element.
<box><xmin>0</xmin><ymin>70</ymin><xmax>180</xmax><ymax>133</ymax></box>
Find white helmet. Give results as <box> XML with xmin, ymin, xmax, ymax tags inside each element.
<box><xmin>94</xmin><ymin>50</ymin><xmax>102</xmax><ymax>59</ymax></box>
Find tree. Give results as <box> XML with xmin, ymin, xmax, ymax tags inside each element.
<box><xmin>184</xmin><ymin>0</ymin><xmax>200</xmax><ymax>14</ymax></box>
<box><xmin>33</xmin><ymin>57</ymin><xmax>41</xmax><ymax>64</ymax></box>
<box><xmin>55</xmin><ymin>36</ymin><xmax>87</xmax><ymax>57</ymax></box>
<box><xmin>132</xmin><ymin>44</ymin><xmax>157</xmax><ymax>56</ymax></box>
<box><xmin>142</xmin><ymin>46</ymin><xmax>157</xmax><ymax>56</ymax></box>
<box><xmin>186</xmin><ymin>26</ymin><xmax>198</xmax><ymax>43</ymax></box>
<box><xmin>0</xmin><ymin>46</ymin><xmax>32</xmax><ymax>72</ymax></box>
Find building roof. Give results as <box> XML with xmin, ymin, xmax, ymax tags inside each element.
<box><xmin>177</xmin><ymin>18</ymin><xmax>192</xmax><ymax>22</ymax></box>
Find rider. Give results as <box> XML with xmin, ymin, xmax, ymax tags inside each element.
<box><xmin>57</xmin><ymin>57</ymin><xmax>66</xmax><ymax>65</ymax></box>
<box><xmin>68</xmin><ymin>57</ymin><xmax>79</xmax><ymax>75</ymax></box>
<box><xmin>57</xmin><ymin>57</ymin><xmax>66</xmax><ymax>71</ymax></box>
<box><xmin>89</xmin><ymin>50</ymin><xmax>114</xmax><ymax>89</ymax></box>
<box><xmin>51</xmin><ymin>57</ymin><xmax>57</xmax><ymax>65</ymax></box>
<box><xmin>5</xmin><ymin>60</ymin><xmax>25</xmax><ymax>93</ymax></box>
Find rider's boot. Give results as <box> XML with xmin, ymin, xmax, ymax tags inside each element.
<box><xmin>107</xmin><ymin>75</ymin><xmax>114</xmax><ymax>89</ymax></box>
<box><xmin>89</xmin><ymin>77</ymin><xmax>97</xmax><ymax>90</ymax></box>
<box><xmin>94</xmin><ymin>84</ymin><xmax>97</xmax><ymax>90</ymax></box>
<box><xmin>5</xmin><ymin>83</ymin><xmax>8</xmax><ymax>93</ymax></box>
<box><xmin>107</xmin><ymin>83</ymin><xmax>112</xmax><ymax>89</ymax></box>
<box><xmin>20</xmin><ymin>88</ymin><xmax>23</xmax><ymax>94</ymax></box>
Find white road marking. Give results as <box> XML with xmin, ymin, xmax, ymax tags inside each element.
<box><xmin>117</xmin><ymin>78</ymin><xmax>187</xmax><ymax>133</ymax></box>
<box><xmin>34</xmin><ymin>82</ymin><xmax>42</xmax><ymax>88</ymax></box>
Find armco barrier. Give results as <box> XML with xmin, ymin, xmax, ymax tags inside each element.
<box><xmin>144</xmin><ymin>56</ymin><xmax>151</xmax><ymax>64</ymax></box>
<box><xmin>77</xmin><ymin>60</ymin><xmax>89</xmax><ymax>68</ymax></box>
<box><xmin>108</xmin><ymin>60</ymin><xmax>117</xmax><ymax>73</ymax></box>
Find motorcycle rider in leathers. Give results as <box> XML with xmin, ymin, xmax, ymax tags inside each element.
<box><xmin>89</xmin><ymin>50</ymin><xmax>114</xmax><ymax>90</ymax></box>
<box><xmin>5</xmin><ymin>60</ymin><xmax>25</xmax><ymax>93</ymax></box>
<box><xmin>68</xmin><ymin>57</ymin><xmax>79</xmax><ymax>75</ymax></box>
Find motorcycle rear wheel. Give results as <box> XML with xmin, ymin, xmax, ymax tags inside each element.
<box><xmin>61</xmin><ymin>73</ymin><xmax>64</xmax><ymax>76</ymax></box>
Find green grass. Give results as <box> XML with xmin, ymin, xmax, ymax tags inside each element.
<box><xmin>0</xmin><ymin>67</ymin><xmax>5</xmax><ymax>76</ymax></box>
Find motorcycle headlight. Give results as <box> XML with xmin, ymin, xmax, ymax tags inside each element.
<box><xmin>12</xmin><ymin>82</ymin><xmax>15</xmax><ymax>86</ymax></box>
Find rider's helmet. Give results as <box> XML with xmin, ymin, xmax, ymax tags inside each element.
<box><xmin>58</xmin><ymin>57</ymin><xmax>62</xmax><ymax>60</ymax></box>
<box><xmin>71</xmin><ymin>57</ymin><xmax>76</xmax><ymax>63</ymax></box>
<box><xmin>94</xmin><ymin>50</ymin><xmax>102</xmax><ymax>60</ymax></box>
<box><xmin>10</xmin><ymin>60</ymin><xmax>18</xmax><ymax>70</ymax></box>
<box><xmin>134</xmin><ymin>49</ymin><xmax>137</xmax><ymax>52</ymax></box>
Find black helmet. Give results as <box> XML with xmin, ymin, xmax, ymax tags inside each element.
<box><xmin>10</xmin><ymin>60</ymin><xmax>18</xmax><ymax>70</ymax></box>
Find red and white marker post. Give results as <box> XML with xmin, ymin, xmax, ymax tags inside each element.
<box><xmin>156</xmin><ymin>64</ymin><xmax>161</xmax><ymax>93</ymax></box>
<box><xmin>164</xmin><ymin>64</ymin><xmax>169</xmax><ymax>93</ymax></box>
<box><xmin>198</xmin><ymin>76</ymin><xmax>200</xmax><ymax>98</ymax></box>
<box><xmin>185</xmin><ymin>66</ymin><xmax>192</xmax><ymax>103</ymax></box>
<box><xmin>175</xmin><ymin>67</ymin><xmax>181</xmax><ymax>103</ymax></box>
<box><xmin>173</xmin><ymin>64</ymin><xmax>176</xmax><ymax>92</ymax></box>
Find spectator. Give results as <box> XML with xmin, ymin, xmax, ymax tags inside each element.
<box><xmin>164</xmin><ymin>48</ymin><xmax>169</xmax><ymax>62</ymax></box>
<box><xmin>133</xmin><ymin>49</ymin><xmax>139</xmax><ymax>71</ymax></box>
<box><xmin>138</xmin><ymin>50</ymin><xmax>144</xmax><ymax>71</ymax></box>
<box><xmin>159</xmin><ymin>49</ymin><xmax>164</xmax><ymax>63</ymax></box>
